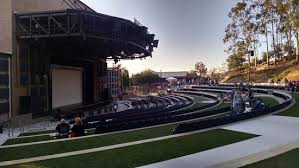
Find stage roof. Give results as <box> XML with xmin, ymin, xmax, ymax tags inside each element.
<box><xmin>15</xmin><ymin>9</ymin><xmax>158</xmax><ymax>60</ymax></box>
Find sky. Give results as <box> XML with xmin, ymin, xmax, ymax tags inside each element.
<box><xmin>81</xmin><ymin>0</ymin><xmax>238</xmax><ymax>75</ymax></box>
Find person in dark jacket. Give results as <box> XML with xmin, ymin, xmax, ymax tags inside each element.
<box><xmin>71</xmin><ymin>117</ymin><xmax>85</xmax><ymax>137</ymax></box>
<box><xmin>56</xmin><ymin>119</ymin><xmax>70</xmax><ymax>136</ymax></box>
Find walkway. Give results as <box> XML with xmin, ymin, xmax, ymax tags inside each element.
<box><xmin>138</xmin><ymin>115</ymin><xmax>299</xmax><ymax>168</ymax></box>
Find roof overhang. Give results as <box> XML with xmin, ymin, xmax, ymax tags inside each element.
<box><xmin>15</xmin><ymin>9</ymin><xmax>159</xmax><ymax>60</ymax></box>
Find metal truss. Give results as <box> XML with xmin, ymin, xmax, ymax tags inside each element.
<box><xmin>15</xmin><ymin>9</ymin><xmax>158</xmax><ymax>59</ymax></box>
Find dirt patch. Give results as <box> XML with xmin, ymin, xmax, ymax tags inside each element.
<box><xmin>285</xmin><ymin>69</ymin><xmax>299</xmax><ymax>81</ymax></box>
<box><xmin>223</xmin><ymin>63</ymin><xmax>299</xmax><ymax>83</ymax></box>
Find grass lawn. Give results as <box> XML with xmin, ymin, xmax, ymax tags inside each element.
<box><xmin>276</xmin><ymin>93</ymin><xmax>299</xmax><ymax>117</ymax></box>
<box><xmin>0</xmin><ymin>124</ymin><xmax>175</xmax><ymax>161</ymax></box>
<box><xmin>242</xmin><ymin>147</ymin><xmax>299</xmax><ymax>168</ymax></box>
<box><xmin>257</xmin><ymin>96</ymin><xmax>279</xmax><ymax>107</ymax></box>
<box><xmin>3</xmin><ymin>129</ymin><xmax>95</xmax><ymax>146</ymax></box>
<box><xmin>7</xmin><ymin>129</ymin><xmax>257</xmax><ymax>168</ymax></box>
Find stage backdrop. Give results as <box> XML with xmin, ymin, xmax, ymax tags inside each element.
<box><xmin>51</xmin><ymin>66</ymin><xmax>83</xmax><ymax>108</ymax></box>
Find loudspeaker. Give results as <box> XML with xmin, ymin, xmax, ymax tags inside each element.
<box><xmin>250</xmin><ymin>50</ymin><xmax>254</xmax><ymax>56</ymax></box>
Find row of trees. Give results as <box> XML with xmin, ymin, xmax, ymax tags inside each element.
<box><xmin>120</xmin><ymin>61</ymin><xmax>221</xmax><ymax>86</ymax></box>
<box><xmin>188</xmin><ymin>62</ymin><xmax>225</xmax><ymax>81</ymax></box>
<box><xmin>131</xmin><ymin>69</ymin><xmax>160</xmax><ymax>85</ymax></box>
<box><xmin>116</xmin><ymin>65</ymin><xmax>160</xmax><ymax>89</ymax></box>
<box><xmin>224</xmin><ymin>0</ymin><xmax>299</xmax><ymax>70</ymax></box>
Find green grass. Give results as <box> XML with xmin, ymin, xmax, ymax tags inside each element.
<box><xmin>3</xmin><ymin>129</ymin><xmax>95</xmax><ymax>146</ymax></box>
<box><xmin>257</xmin><ymin>96</ymin><xmax>279</xmax><ymax>107</ymax></box>
<box><xmin>242</xmin><ymin>147</ymin><xmax>299</xmax><ymax>168</ymax></box>
<box><xmin>0</xmin><ymin>124</ymin><xmax>176</xmax><ymax>162</ymax></box>
<box><xmin>276</xmin><ymin>93</ymin><xmax>299</xmax><ymax>117</ymax></box>
<box><xmin>7</xmin><ymin>129</ymin><xmax>257</xmax><ymax>168</ymax></box>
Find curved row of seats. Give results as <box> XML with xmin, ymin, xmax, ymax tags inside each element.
<box><xmin>94</xmin><ymin>104</ymin><xmax>230</xmax><ymax>133</ymax></box>
<box><xmin>217</xmin><ymin>84</ymin><xmax>285</xmax><ymax>90</ymax></box>
<box><xmin>93</xmin><ymin>92</ymin><xmax>229</xmax><ymax>133</ymax></box>
<box><xmin>173</xmin><ymin>88</ymin><xmax>292</xmax><ymax>134</ymax></box>
<box><xmin>83</xmin><ymin>94</ymin><xmax>194</xmax><ymax>126</ymax></box>
<box><xmin>190</xmin><ymin>86</ymin><xmax>289</xmax><ymax>103</ymax></box>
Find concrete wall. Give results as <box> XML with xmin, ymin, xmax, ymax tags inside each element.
<box><xmin>0</xmin><ymin>0</ymin><xmax>91</xmax><ymax>53</ymax></box>
<box><xmin>0</xmin><ymin>0</ymin><xmax>72</xmax><ymax>54</ymax></box>
<box><xmin>0</xmin><ymin>0</ymin><xmax>13</xmax><ymax>53</ymax></box>
<box><xmin>12</xmin><ymin>0</ymin><xmax>70</xmax><ymax>13</ymax></box>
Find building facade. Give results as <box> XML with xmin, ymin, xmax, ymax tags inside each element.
<box><xmin>0</xmin><ymin>0</ymin><xmax>158</xmax><ymax>122</ymax></box>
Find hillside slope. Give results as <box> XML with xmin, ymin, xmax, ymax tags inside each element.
<box><xmin>223</xmin><ymin>63</ymin><xmax>299</xmax><ymax>83</ymax></box>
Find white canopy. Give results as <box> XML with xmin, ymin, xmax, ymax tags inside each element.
<box><xmin>166</xmin><ymin>77</ymin><xmax>178</xmax><ymax>82</ymax></box>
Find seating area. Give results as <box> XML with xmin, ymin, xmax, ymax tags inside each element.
<box><xmin>83</xmin><ymin>94</ymin><xmax>192</xmax><ymax>124</ymax></box>
<box><xmin>93</xmin><ymin>93</ymin><xmax>225</xmax><ymax>133</ymax></box>
<box><xmin>173</xmin><ymin>87</ymin><xmax>292</xmax><ymax>134</ymax></box>
<box><xmin>1</xmin><ymin>85</ymin><xmax>296</xmax><ymax>168</ymax></box>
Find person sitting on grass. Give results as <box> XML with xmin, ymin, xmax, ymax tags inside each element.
<box><xmin>70</xmin><ymin>117</ymin><xmax>85</xmax><ymax>137</ymax></box>
<box><xmin>55</xmin><ymin>119</ymin><xmax>70</xmax><ymax>137</ymax></box>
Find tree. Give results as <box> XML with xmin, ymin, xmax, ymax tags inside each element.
<box><xmin>254</xmin><ymin>0</ymin><xmax>272</xmax><ymax>66</ymax></box>
<box><xmin>131</xmin><ymin>69</ymin><xmax>160</xmax><ymax>85</ymax></box>
<box><xmin>224</xmin><ymin>0</ymin><xmax>299</xmax><ymax>69</ymax></box>
<box><xmin>120</xmin><ymin>68</ymin><xmax>130</xmax><ymax>88</ymax></box>
<box><xmin>227</xmin><ymin>52</ymin><xmax>246</xmax><ymax>69</ymax></box>
<box><xmin>194</xmin><ymin>62</ymin><xmax>207</xmax><ymax>77</ymax></box>
<box><xmin>116</xmin><ymin>64</ymin><xmax>130</xmax><ymax>89</ymax></box>
<box><xmin>285</xmin><ymin>0</ymin><xmax>299</xmax><ymax>61</ymax></box>
<box><xmin>187</xmin><ymin>70</ymin><xmax>198</xmax><ymax>77</ymax></box>
<box><xmin>209</xmin><ymin>67</ymin><xmax>223</xmax><ymax>81</ymax></box>
<box><xmin>261</xmin><ymin>51</ymin><xmax>268</xmax><ymax>62</ymax></box>
<box><xmin>223</xmin><ymin>0</ymin><xmax>258</xmax><ymax>74</ymax></box>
